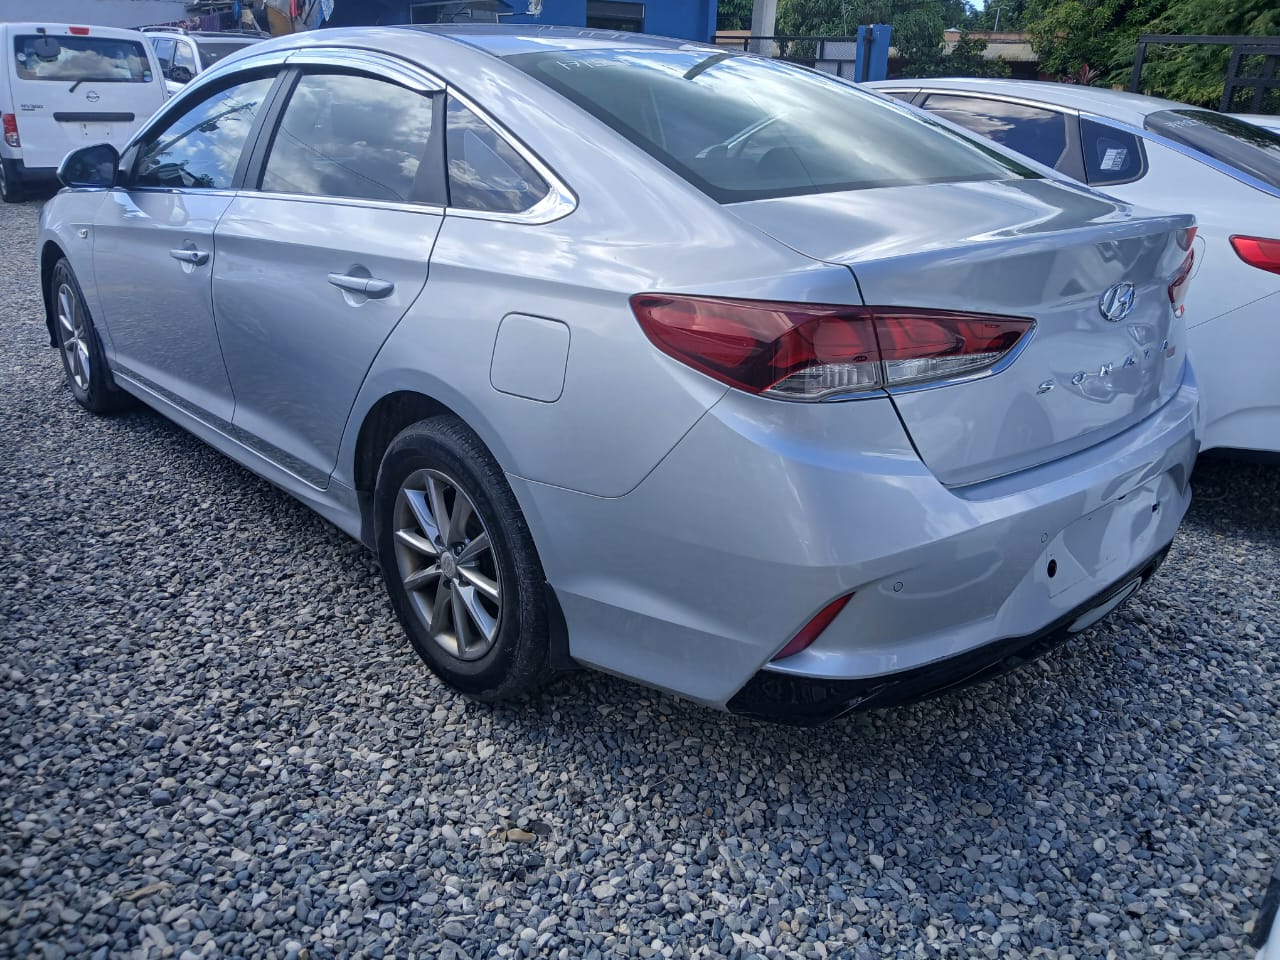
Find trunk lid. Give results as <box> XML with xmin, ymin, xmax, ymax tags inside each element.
<box><xmin>730</xmin><ymin>178</ymin><xmax>1195</xmax><ymax>486</ymax></box>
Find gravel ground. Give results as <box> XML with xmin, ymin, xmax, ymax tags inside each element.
<box><xmin>2</xmin><ymin>192</ymin><xmax>1279</xmax><ymax>960</ymax></box>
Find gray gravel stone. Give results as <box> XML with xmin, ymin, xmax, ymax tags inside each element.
<box><xmin>1</xmin><ymin>195</ymin><xmax>1278</xmax><ymax>960</ymax></box>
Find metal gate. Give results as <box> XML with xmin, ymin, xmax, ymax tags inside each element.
<box><xmin>1128</xmin><ymin>34</ymin><xmax>1280</xmax><ymax>114</ymax></box>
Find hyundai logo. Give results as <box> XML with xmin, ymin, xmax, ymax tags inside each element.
<box><xmin>1099</xmin><ymin>281</ymin><xmax>1136</xmax><ymax>322</ymax></box>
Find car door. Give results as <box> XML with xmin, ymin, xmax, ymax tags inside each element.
<box><xmin>212</xmin><ymin>60</ymin><xmax>445</xmax><ymax>487</ymax></box>
<box><xmin>917</xmin><ymin>92</ymin><xmax>1086</xmax><ymax>181</ymax></box>
<box><xmin>92</xmin><ymin>69</ymin><xmax>281</xmax><ymax>423</ymax></box>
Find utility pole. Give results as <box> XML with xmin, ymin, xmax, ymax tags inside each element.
<box><xmin>750</xmin><ymin>0</ymin><xmax>777</xmax><ymax>55</ymax></box>
<box><xmin>992</xmin><ymin>4</ymin><xmax>1004</xmax><ymax>31</ymax></box>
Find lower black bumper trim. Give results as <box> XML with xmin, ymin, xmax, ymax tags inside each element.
<box><xmin>727</xmin><ymin>545</ymin><xmax>1171</xmax><ymax>726</ymax></box>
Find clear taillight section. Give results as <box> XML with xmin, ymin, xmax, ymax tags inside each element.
<box><xmin>630</xmin><ymin>294</ymin><xmax>1034</xmax><ymax>401</ymax></box>
<box><xmin>1230</xmin><ymin>235</ymin><xmax>1280</xmax><ymax>276</ymax></box>
<box><xmin>1167</xmin><ymin>227</ymin><xmax>1197</xmax><ymax>317</ymax></box>
<box><xmin>2</xmin><ymin>114</ymin><xmax>18</xmax><ymax>149</ymax></box>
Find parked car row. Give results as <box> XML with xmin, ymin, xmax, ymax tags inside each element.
<box><xmin>0</xmin><ymin>21</ymin><xmax>265</xmax><ymax>202</ymax></box>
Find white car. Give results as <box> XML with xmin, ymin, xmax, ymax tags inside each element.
<box><xmin>142</xmin><ymin>28</ymin><xmax>267</xmax><ymax>96</ymax></box>
<box><xmin>0</xmin><ymin>22</ymin><xmax>167</xmax><ymax>202</ymax></box>
<box><xmin>1235</xmin><ymin>113</ymin><xmax>1280</xmax><ymax>135</ymax></box>
<box><xmin>870</xmin><ymin>78</ymin><xmax>1280</xmax><ymax>457</ymax></box>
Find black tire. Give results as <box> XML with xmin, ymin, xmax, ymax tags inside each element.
<box><xmin>375</xmin><ymin>416</ymin><xmax>551</xmax><ymax>701</ymax></box>
<box><xmin>0</xmin><ymin>158</ymin><xmax>24</xmax><ymax>203</ymax></box>
<box><xmin>50</xmin><ymin>259</ymin><xmax>134</xmax><ymax>414</ymax></box>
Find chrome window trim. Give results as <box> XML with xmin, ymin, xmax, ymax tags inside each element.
<box><xmin>914</xmin><ymin>88</ymin><xmax>1080</xmax><ymax>119</ymax></box>
<box><xmin>444</xmin><ymin>86</ymin><xmax>578</xmax><ymax>225</ymax></box>
<box><xmin>239</xmin><ymin>189</ymin><xmax>446</xmax><ymax>217</ymax></box>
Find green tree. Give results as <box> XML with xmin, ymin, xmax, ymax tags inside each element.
<box><xmin>717</xmin><ymin>0</ymin><xmax>754</xmax><ymax>31</ymax></box>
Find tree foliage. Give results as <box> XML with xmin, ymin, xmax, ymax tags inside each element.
<box><xmin>1023</xmin><ymin>0</ymin><xmax>1279</xmax><ymax>105</ymax></box>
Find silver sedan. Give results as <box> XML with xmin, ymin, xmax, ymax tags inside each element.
<box><xmin>39</xmin><ymin>26</ymin><xmax>1200</xmax><ymax>723</ymax></box>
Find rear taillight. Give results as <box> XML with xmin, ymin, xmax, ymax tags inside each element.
<box><xmin>1168</xmin><ymin>248</ymin><xmax>1194</xmax><ymax>317</ymax></box>
<box><xmin>630</xmin><ymin>294</ymin><xmax>1034</xmax><ymax>400</ymax></box>
<box><xmin>772</xmin><ymin>594</ymin><xmax>853</xmax><ymax>661</ymax></box>
<box><xmin>2</xmin><ymin>114</ymin><xmax>18</xmax><ymax>149</ymax></box>
<box><xmin>1230</xmin><ymin>235</ymin><xmax>1280</xmax><ymax>276</ymax></box>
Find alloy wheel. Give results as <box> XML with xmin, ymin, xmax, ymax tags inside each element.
<box><xmin>57</xmin><ymin>282</ymin><xmax>90</xmax><ymax>392</ymax></box>
<box><xmin>392</xmin><ymin>468</ymin><xmax>503</xmax><ymax>661</ymax></box>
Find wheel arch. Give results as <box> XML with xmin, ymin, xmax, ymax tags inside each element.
<box><xmin>40</xmin><ymin>241</ymin><xmax>67</xmax><ymax>347</ymax></box>
<box><xmin>350</xmin><ymin>388</ymin><xmax>576</xmax><ymax>672</ymax></box>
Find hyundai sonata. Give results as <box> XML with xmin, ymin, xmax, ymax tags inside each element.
<box><xmin>39</xmin><ymin>26</ymin><xmax>1199</xmax><ymax>723</ymax></box>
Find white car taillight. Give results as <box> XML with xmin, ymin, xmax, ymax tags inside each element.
<box><xmin>2</xmin><ymin>114</ymin><xmax>19</xmax><ymax>149</ymax></box>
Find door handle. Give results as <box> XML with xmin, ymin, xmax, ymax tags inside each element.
<box><xmin>169</xmin><ymin>248</ymin><xmax>209</xmax><ymax>266</ymax></box>
<box><xmin>328</xmin><ymin>273</ymin><xmax>394</xmax><ymax>300</ymax></box>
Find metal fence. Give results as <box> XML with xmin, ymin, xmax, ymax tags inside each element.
<box><xmin>1129</xmin><ymin>34</ymin><xmax>1280</xmax><ymax>114</ymax></box>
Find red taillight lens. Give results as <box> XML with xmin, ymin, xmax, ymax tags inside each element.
<box><xmin>1168</xmin><ymin>248</ymin><xmax>1194</xmax><ymax>317</ymax></box>
<box><xmin>773</xmin><ymin>594</ymin><xmax>853</xmax><ymax>661</ymax></box>
<box><xmin>2</xmin><ymin>114</ymin><xmax>18</xmax><ymax>149</ymax></box>
<box><xmin>1177</xmin><ymin>226</ymin><xmax>1197</xmax><ymax>251</ymax></box>
<box><xmin>1230</xmin><ymin>235</ymin><xmax>1280</xmax><ymax>276</ymax></box>
<box><xmin>68</xmin><ymin>26</ymin><xmax>90</xmax><ymax>35</ymax></box>
<box><xmin>630</xmin><ymin>294</ymin><xmax>1033</xmax><ymax>400</ymax></box>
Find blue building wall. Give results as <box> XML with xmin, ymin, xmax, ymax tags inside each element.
<box><xmin>326</xmin><ymin>0</ymin><xmax>717</xmax><ymax>42</ymax></box>
<box><xmin>505</xmin><ymin>1</ymin><xmax>717</xmax><ymax>42</ymax></box>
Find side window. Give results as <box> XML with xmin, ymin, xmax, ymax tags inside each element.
<box><xmin>151</xmin><ymin>38</ymin><xmax>175</xmax><ymax>72</ymax></box>
<box><xmin>260</xmin><ymin>72</ymin><xmax>438</xmax><ymax>204</ymax></box>
<box><xmin>922</xmin><ymin>94</ymin><xmax>1070</xmax><ymax>170</ymax></box>
<box><xmin>446</xmin><ymin>98</ymin><xmax>549</xmax><ymax>214</ymax></box>
<box><xmin>172</xmin><ymin>41</ymin><xmax>198</xmax><ymax>76</ymax></box>
<box><xmin>1080</xmin><ymin>118</ymin><xmax>1146</xmax><ymax>186</ymax></box>
<box><xmin>134</xmin><ymin>75</ymin><xmax>275</xmax><ymax>190</ymax></box>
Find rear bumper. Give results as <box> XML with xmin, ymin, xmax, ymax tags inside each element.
<box><xmin>512</xmin><ymin>363</ymin><xmax>1200</xmax><ymax>712</ymax></box>
<box><xmin>727</xmin><ymin>544</ymin><xmax>1170</xmax><ymax>725</ymax></box>
<box><xmin>3</xmin><ymin>158</ymin><xmax>58</xmax><ymax>183</ymax></box>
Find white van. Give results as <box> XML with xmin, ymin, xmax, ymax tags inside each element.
<box><xmin>0</xmin><ymin>23</ymin><xmax>167</xmax><ymax>201</ymax></box>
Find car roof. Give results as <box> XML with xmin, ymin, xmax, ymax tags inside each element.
<box><xmin>868</xmin><ymin>77</ymin><xmax>1194</xmax><ymax>126</ymax></box>
<box><xmin>403</xmin><ymin>23</ymin><xmax>711</xmax><ymax>56</ymax></box>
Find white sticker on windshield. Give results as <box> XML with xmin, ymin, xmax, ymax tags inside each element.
<box><xmin>1100</xmin><ymin>147</ymin><xmax>1128</xmax><ymax>171</ymax></box>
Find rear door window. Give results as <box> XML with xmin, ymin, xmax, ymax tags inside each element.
<box><xmin>134</xmin><ymin>75</ymin><xmax>275</xmax><ymax>189</ymax></box>
<box><xmin>1079</xmin><ymin>118</ymin><xmax>1146</xmax><ymax>185</ymax></box>
<box><xmin>260</xmin><ymin>72</ymin><xmax>440</xmax><ymax>204</ymax></box>
<box><xmin>13</xmin><ymin>34</ymin><xmax>152</xmax><ymax>83</ymax></box>
<box><xmin>446</xmin><ymin>98</ymin><xmax>548</xmax><ymax>213</ymax></box>
<box><xmin>150</xmin><ymin>38</ymin><xmax>175</xmax><ymax>72</ymax></box>
<box><xmin>1145</xmin><ymin>109</ymin><xmax>1280</xmax><ymax>190</ymax></box>
<box><xmin>920</xmin><ymin>93</ymin><xmax>1070</xmax><ymax>170</ymax></box>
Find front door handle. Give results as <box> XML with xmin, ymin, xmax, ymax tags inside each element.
<box><xmin>169</xmin><ymin>247</ymin><xmax>209</xmax><ymax>266</ymax></box>
<box><xmin>328</xmin><ymin>272</ymin><xmax>394</xmax><ymax>300</ymax></box>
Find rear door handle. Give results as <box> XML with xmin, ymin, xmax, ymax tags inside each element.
<box><xmin>169</xmin><ymin>248</ymin><xmax>209</xmax><ymax>266</ymax></box>
<box><xmin>328</xmin><ymin>273</ymin><xmax>394</xmax><ymax>300</ymax></box>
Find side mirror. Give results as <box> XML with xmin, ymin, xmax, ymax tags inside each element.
<box><xmin>58</xmin><ymin>143</ymin><xmax>120</xmax><ymax>189</ymax></box>
<box><xmin>168</xmin><ymin>65</ymin><xmax>193</xmax><ymax>84</ymax></box>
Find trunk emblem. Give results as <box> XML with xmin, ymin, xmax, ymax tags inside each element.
<box><xmin>1099</xmin><ymin>282</ymin><xmax>1136</xmax><ymax>322</ymax></box>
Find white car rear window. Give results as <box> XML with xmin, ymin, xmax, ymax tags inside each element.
<box><xmin>13</xmin><ymin>34</ymin><xmax>152</xmax><ymax>83</ymax></box>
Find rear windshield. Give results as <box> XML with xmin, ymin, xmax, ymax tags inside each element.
<box><xmin>506</xmin><ymin>48</ymin><xmax>1034</xmax><ymax>203</ymax></box>
<box><xmin>1145</xmin><ymin>109</ymin><xmax>1280</xmax><ymax>190</ymax></box>
<box><xmin>196</xmin><ymin>39</ymin><xmax>258</xmax><ymax>71</ymax></box>
<box><xmin>13</xmin><ymin>34</ymin><xmax>152</xmax><ymax>83</ymax></box>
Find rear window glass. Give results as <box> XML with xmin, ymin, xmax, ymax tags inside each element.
<box><xmin>506</xmin><ymin>49</ymin><xmax>1033</xmax><ymax>203</ymax></box>
<box><xmin>1145</xmin><ymin>109</ymin><xmax>1280</xmax><ymax>190</ymax></box>
<box><xmin>13</xmin><ymin>34</ymin><xmax>152</xmax><ymax>83</ymax></box>
<box><xmin>196</xmin><ymin>39</ymin><xmax>257</xmax><ymax>70</ymax></box>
